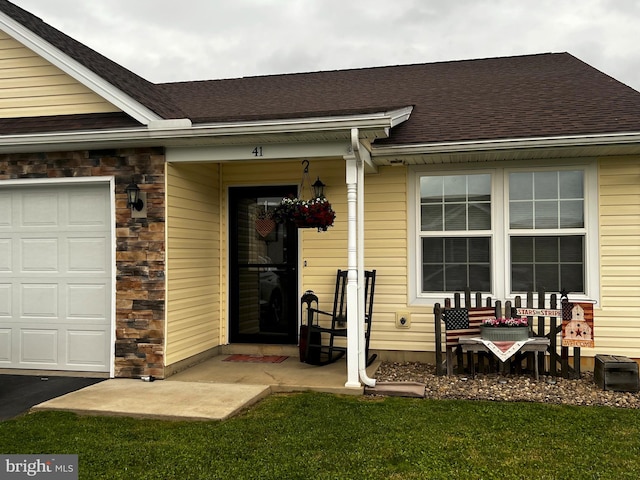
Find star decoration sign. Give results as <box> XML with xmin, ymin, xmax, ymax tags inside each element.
<box><xmin>562</xmin><ymin>301</ymin><xmax>594</xmax><ymax>348</ymax></box>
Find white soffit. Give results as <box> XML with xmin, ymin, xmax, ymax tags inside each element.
<box><xmin>371</xmin><ymin>132</ymin><xmax>640</xmax><ymax>165</ymax></box>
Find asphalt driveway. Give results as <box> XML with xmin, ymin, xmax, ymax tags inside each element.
<box><xmin>0</xmin><ymin>375</ymin><xmax>105</xmax><ymax>421</ymax></box>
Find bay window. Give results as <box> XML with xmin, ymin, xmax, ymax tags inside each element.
<box><xmin>412</xmin><ymin>163</ymin><xmax>597</xmax><ymax>302</ymax></box>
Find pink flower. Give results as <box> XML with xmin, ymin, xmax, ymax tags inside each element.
<box><xmin>482</xmin><ymin>317</ymin><xmax>528</xmax><ymax>327</ymax></box>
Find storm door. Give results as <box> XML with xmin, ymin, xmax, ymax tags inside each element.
<box><xmin>229</xmin><ymin>186</ymin><xmax>299</xmax><ymax>344</ymax></box>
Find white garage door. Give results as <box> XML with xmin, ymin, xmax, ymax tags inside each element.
<box><xmin>0</xmin><ymin>182</ymin><xmax>112</xmax><ymax>373</ymax></box>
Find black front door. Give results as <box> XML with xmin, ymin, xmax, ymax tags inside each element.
<box><xmin>229</xmin><ymin>186</ymin><xmax>298</xmax><ymax>344</ymax></box>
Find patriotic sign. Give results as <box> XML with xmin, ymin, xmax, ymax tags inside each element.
<box><xmin>562</xmin><ymin>301</ymin><xmax>594</xmax><ymax>348</ymax></box>
<box><xmin>515</xmin><ymin>308</ymin><xmax>562</xmax><ymax>317</ymax></box>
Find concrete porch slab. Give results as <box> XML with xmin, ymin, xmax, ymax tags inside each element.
<box><xmin>29</xmin><ymin>354</ymin><xmax>380</xmax><ymax>421</ymax></box>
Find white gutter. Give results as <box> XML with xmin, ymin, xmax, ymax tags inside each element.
<box><xmin>372</xmin><ymin>131</ymin><xmax>640</xmax><ymax>157</ymax></box>
<box><xmin>0</xmin><ymin>109</ymin><xmax>413</xmax><ymax>153</ymax></box>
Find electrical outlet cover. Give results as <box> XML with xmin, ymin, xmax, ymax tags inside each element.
<box><xmin>395</xmin><ymin>312</ymin><xmax>411</xmax><ymax>329</ymax></box>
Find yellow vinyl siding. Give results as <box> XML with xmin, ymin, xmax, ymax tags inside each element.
<box><xmin>221</xmin><ymin>159</ymin><xmax>348</xmax><ymax>340</ymax></box>
<box><xmin>597</xmin><ymin>156</ymin><xmax>640</xmax><ymax>357</ymax></box>
<box><xmin>361</xmin><ymin>167</ymin><xmax>413</xmax><ymax>352</ymax></box>
<box><xmin>223</xmin><ymin>161</ymin><xmax>413</xmax><ymax>354</ymax></box>
<box><xmin>165</xmin><ymin>163</ymin><xmax>220</xmax><ymax>365</ymax></box>
<box><xmin>0</xmin><ymin>32</ymin><xmax>119</xmax><ymax>117</ymax></box>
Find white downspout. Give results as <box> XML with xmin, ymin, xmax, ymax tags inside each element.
<box><xmin>352</xmin><ymin>128</ymin><xmax>376</xmax><ymax>388</ymax></box>
<box><xmin>344</xmin><ymin>156</ymin><xmax>361</xmax><ymax>388</ymax></box>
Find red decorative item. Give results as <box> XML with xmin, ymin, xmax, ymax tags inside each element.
<box><xmin>255</xmin><ymin>218</ymin><xmax>276</xmax><ymax>237</ymax></box>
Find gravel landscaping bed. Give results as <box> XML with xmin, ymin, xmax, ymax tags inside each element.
<box><xmin>374</xmin><ymin>361</ymin><xmax>640</xmax><ymax>409</ymax></box>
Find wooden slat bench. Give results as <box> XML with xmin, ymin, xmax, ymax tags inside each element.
<box><xmin>434</xmin><ymin>289</ymin><xmax>582</xmax><ymax>378</ymax></box>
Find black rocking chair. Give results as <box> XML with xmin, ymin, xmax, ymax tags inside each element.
<box><xmin>303</xmin><ymin>269</ymin><xmax>377</xmax><ymax>366</ymax></box>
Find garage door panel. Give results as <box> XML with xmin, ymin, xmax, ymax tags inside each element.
<box><xmin>0</xmin><ymin>328</ymin><xmax>11</xmax><ymax>362</ymax></box>
<box><xmin>21</xmin><ymin>328</ymin><xmax>58</xmax><ymax>364</ymax></box>
<box><xmin>21</xmin><ymin>238</ymin><xmax>59</xmax><ymax>272</ymax></box>
<box><xmin>21</xmin><ymin>284</ymin><xmax>59</xmax><ymax>318</ymax></box>
<box><xmin>68</xmin><ymin>237</ymin><xmax>108</xmax><ymax>272</ymax></box>
<box><xmin>0</xmin><ymin>183</ymin><xmax>112</xmax><ymax>373</ymax></box>
<box><xmin>68</xmin><ymin>284</ymin><xmax>108</xmax><ymax>320</ymax></box>
<box><xmin>68</xmin><ymin>191</ymin><xmax>109</xmax><ymax>227</ymax></box>
<box><xmin>21</xmin><ymin>192</ymin><xmax>60</xmax><ymax>227</ymax></box>
<box><xmin>0</xmin><ymin>194</ymin><xmax>11</xmax><ymax>226</ymax></box>
<box><xmin>67</xmin><ymin>330</ymin><xmax>108</xmax><ymax>367</ymax></box>
<box><xmin>0</xmin><ymin>284</ymin><xmax>11</xmax><ymax>317</ymax></box>
<box><xmin>0</xmin><ymin>239</ymin><xmax>11</xmax><ymax>271</ymax></box>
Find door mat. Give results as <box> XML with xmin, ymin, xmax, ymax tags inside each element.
<box><xmin>223</xmin><ymin>354</ymin><xmax>288</xmax><ymax>363</ymax></box>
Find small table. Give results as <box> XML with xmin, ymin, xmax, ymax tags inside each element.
<box><xmin>458</xmin><ymin>337</ymin><xmax>551</xmax><ymax>381</ymax></box>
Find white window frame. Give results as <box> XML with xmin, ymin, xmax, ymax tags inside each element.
<box><xmin>408</xmin><ymin>160</ymin><xmax>599</xmax><ymax>305</ymax></box>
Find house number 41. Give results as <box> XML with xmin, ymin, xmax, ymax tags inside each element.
<box><xmin>252</xmin><ymin>146</ymin><xmax>263</xmax><ymax>157</ymax></box>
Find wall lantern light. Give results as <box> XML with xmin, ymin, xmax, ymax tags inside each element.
<box><xmin>312</xmin><ymin>176</ymin><xmax>326</xmax><ymax>198</ymax></box>
<box><xmin>125</xmin><ymin>180</ymin><xmax>144</xmax><ymax>211</ymax></box>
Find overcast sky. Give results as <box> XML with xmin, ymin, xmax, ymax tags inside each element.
<box><xmin>10</xmin><ymin>0</ymin><xmax>640</xmax><ymax>91</ymax></box>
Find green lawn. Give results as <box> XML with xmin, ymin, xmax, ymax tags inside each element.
<box><xmin>1</xmin><ymin>393</ymin><xmax>639</xmax><ymax>479</ymax></box>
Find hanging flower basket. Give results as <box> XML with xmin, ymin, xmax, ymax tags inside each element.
<box><xmin>273</xmin><ymin>196</ymin><xmax>336</xmax><ymax>232</ymax></box>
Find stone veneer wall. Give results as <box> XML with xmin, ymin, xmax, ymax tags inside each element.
<box><xmin>0</xmin><ymin>147</ymin><xmax>166</xmax><ymax>378</ymax></box>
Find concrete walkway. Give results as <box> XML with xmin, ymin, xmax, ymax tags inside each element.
<box><xmin>32</xmin><ymin>379</ymin><xmax>272</xmax><ymax>421</ymax></box>
<box><xmin>32</xmin><ymin>354</ymin><xmax>377</xmax><ymax>421</ymax></box>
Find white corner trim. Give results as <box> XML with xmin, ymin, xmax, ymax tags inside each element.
<box><xmin>0</xmin><ymin>12</ymin><xmax>162</xmax><ymax>125</ymax></box>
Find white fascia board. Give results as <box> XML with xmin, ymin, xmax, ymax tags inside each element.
<box><xmin>372</xmin><ymin>131</ymin><xmax>640</xmax><ymax>157</ymax></box>
<box><xmin>0</xmin><ymin>12</ymin><xmax>162</xmax><ymax>124</ymax></box>
<box><xmin>388</xmin><ymin>106</ymin><xmax>413</xmax><ymax>128</ymax></box>
<box><xmin>167</xmin><ymin>141</ymin><xmax>352</xmax><ymax>162</ymax></box>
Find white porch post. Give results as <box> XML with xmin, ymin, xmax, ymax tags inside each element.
<box><xmin>344</xmin><ymin>156</ymin><xmax>360</xmax><ymax>388</ymax></box>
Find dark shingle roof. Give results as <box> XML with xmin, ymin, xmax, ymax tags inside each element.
<box><xmin>3</xmin><ymin>0</ymin><xmax>640</xmax><ymax>146</ymax></box>
<box><xmin>0</xmin><ymin>112</ymin><xmax>141</xmax><ymax>135</ymax></box>
<box><xmin>160</xmin><ymin>53</ymin><xmax>640</xmax><ymax>145</ymax></box>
